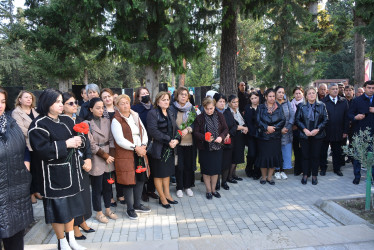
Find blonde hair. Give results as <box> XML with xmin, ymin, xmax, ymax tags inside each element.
<box><xmin>202</xmin><ymin>97</ymin><xmax>216</xmax><ymax>108</ymax></box>
<box><xmin>15</xmin><ymin>90</ymin><xmax>36</xmax><ymax>108</ymax></box>
<box><xmin>154</xmin><ymin>91</ymin><xmax>171</xmax><ymax>108</ymax></box>
<box><xmin>115</xmin><ymin>94</ymin><xmax>131</xmax><ymax>106</ymax></box>
<box><xmin>304</xmin><ymin>86</ymin><xmax>318</xmax><ymax>103</ymax></box>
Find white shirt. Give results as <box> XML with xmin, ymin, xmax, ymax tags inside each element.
<box><xmin>111</xmin><ymin>113</ymin><xmax>148</xmax><ymax>151</ymax></box>
<box><xmin>329</xmin><ymin>95</ymin><xmax>337</xmax><ymax>104</ymax></box>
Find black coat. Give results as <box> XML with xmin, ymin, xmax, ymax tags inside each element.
<box><xmin>348</xmin><ymin>94</ymin><xmax>374</xmax><ymax>135</ymax></box>
<box><xmin>221</xmin><ymin>109</ymin><xmax>237</xmax><ymax>149</ymax></box>
<box><xmin>131</xmin><ymin>103</ymin><xmax>151</xmax><ymax>129</ymax></box>
<box><xmin>146</xmin><ymin>108</ymin><xmax>180</xmax><ymax>159</ymax></box>
<box><xmin>78</xmin><ymin>101</ymin><xmax>90</xmax><ymax>120</ymax></box>
<box><xmin>28</xmin><ymin>115</ymin><xmax>89</xmax><ymax>198</ymax></box>
<box><xmin>0</xmin><ymin>114</ymin><xmax>33</xmax><ymax>239</ymax></box>
<box><xmin>238</xmin><ymin>90</ymin><xmax>249</xmax><ymax>114</ymax></box>
<box><xmin>244</xmin><ymin>104</ymin><xmax>258</xmax><ymax>137</ymax></box>
<box><xmin>322</xmin><ymin>95</ymin><xmax>349</xmax><ymax>142</ymax></box>
<box><xmin>295</xmin><ymin>101</ymin><xmax>329</xmax><ymax>140</ymax></box>
<box><xmin>256</xmin><ymin>103</ymin><xmax>286</xmax><ymax>140</ymax></box>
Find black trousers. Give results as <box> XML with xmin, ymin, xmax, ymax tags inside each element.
<box><xmin>119</xmin><ymin>181</ymin><xmax>144</xmax><ymax>211</ymax></box>
<box><xmin>300</xmin><ymin>137</ymin><xmax>323</xmax><ymax>177</ymax></box>
<box><xmin>111</xmin><ymin>172</ymin><xmax>124</xmax><ymax>199</ymax></box>
<box><xmin>91</xmin><ymin>172</ymin><xmax>112</xmax><ymax>211</ymax></box>
<box><xmin>320</xmin><ymin>140</ymin><xmax>344</xmax><ymax>172</ymax></box>
<box><xmin>175</xmin><ymin>146</ymin><xmax>194</xmax><ymax>190</ymax></box>
<box><xmin>143</xmin><ymin>153</ymin><xmax>156</xmax><ymax>194</ymax></box>
<box><xmin>292</xmin><ymin>136</ymin><xmax>303</xmax><ymax>175</ymax></box>
<box><xmin>245</xmin><ymin>136</ymin><xmax>261</xmax><ymax>177</ymax></box>
<box><xmin>0</xmin><ymin>229</ymin><xmax>24</xmax><ymax>250</ymax></box>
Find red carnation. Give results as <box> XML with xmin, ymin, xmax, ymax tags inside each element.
<box><xmin>205</xmin><ymin>132</ymin><xmax>212</xmax><ymax>142</ymax></box>
<box><xmin>178</xmin><ymin>130</ymin><xmax>182</xmax><ymax>136</ymax></box>
<box><xmin>73</xmin><ymin>122</ymin><xmax>89</xmax><ymax>135</ymax></box>
<box><xmin>107</xmin><ymin>178</ymin><xmax>115</xmax><ymax>184</ymax></box>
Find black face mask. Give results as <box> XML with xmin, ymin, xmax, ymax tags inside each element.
<box><xmin>141</xmin><ymin>95</ymin><xmax>150</xmax><ymax>103</ymax></box>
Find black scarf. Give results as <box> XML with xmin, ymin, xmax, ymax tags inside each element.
<box><xmin>204</xmin><ymin>111</ymin><xmax>221</xmax><ymax>151</ymax></box>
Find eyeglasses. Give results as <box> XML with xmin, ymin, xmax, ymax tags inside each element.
<box><xmin>66</xmin><ymin>100</ymin><xmax>78</xmax><ymax>106</ymax></box>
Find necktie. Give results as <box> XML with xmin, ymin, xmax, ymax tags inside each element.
<box><xmin>332</xmin><ymin>98</ymin><xmax>335</xmax><ymax>104</ymax></box>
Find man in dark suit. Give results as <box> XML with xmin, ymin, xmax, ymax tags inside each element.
<box><xmin>348</xmin><ymin>80</ymin><xmax>374</xmax><ymax>184</ymax></box>
<box><xmin>238</xmin><ymin>82</ymin><xmax>248</xmax><ymax>114</ymax></box>
<box><xmin>320</xmin><ymin>83</ymin><xmax>349</xmax><ymax>176</ymax></box>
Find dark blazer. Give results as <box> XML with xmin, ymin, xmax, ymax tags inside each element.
<box><xmin>78</xmin><ymin>101</ymin><xmax>91</xmax><ymax>120</ymax></box>
<box><xmin>348</xmin><ymin>94</ymin><xmax>374</xmax><ymax>135</ymax></box>
<box><xmin>193</xmin><ymin>110</ymin><xmax>228</xmax><ymax>150</ymax></box>
<box><xmin>131</xmin><ymin>103</ymin><xmax>151</xmax><ymax>129</ymax></box>
<box><xmin>238</xmin><ymin>90</ymin><xmax>249</xmax><ymax>114</ymax></box>
<box><xmin>0</xmin><ymin>114</ymin><xmax>33</xmax><ymax>239</ymax></box>
<box><xmin>256</xmin><ymin>103</ymin><xmax>286</xmax><ymax>140</ymax></box>
<box><xmin>295</xmin><ymin>101</ymin><xmax>329</xmax><ymax>140</ymax></box>
<box><xmin>221</xmin><ymin>109</ymin><xmax>237</xmax><ymax>149</ymax></box>
<box><xmin>244</xmin><ymin>104</ymin><xmax>258</xmax><ymax>137</ymax></box>
<box><xmin>147</xmin><ymin>107</ymin><xmax>179</xmax><ymax>159</ymax></box>
<box><xmin>321</xmin><ymin>95</ymin><xmax>349</xmax><ymax>141</ymax></box>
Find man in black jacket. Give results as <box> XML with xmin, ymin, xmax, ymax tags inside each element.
<box><xmin>238</xmin><ymin>82</ymin><xmax>248</xmax><ymax>114</ymax></box>
<box><xmin>320</xmin><ymin>83</ymin><xmax>349</xmax><ymax>176</ymax></box>
<box><xmin>348</xmin><ymin>80</ymin><xmax>374</xmax><ymax>184</ymax></box>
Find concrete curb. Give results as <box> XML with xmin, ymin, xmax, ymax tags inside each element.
<box><xmin>315</xmin><ymin>196</ymin><xmax>374</xmax><ymax>229</ymax></box>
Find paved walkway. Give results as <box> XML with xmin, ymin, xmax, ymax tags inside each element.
<box><xmin>25</xmin><ymin>164</ymin><xmax>374</xmax><ymax>249</ymax></box>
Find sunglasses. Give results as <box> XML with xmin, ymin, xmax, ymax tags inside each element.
<box><xmin>66</xmin><ymin>100</ymin><xmax>78</xmax><ymax>106</ymax></box>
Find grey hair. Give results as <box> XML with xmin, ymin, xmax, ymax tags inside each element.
<box><xmin>328</xmin><ymin>83</ymin><xmax>338</xmax><ymax>89</ymax></box>
<box><xmin>318</xmin><ymin>83</ymin><xmax>327</xmax><ymax>88</ymax></box>
<box><xmin>86</xmin><ymin>83</ymin><xmax>100</xmax><ymax>95</ymax></box>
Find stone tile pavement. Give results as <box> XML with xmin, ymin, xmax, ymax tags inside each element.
<box><xmin>27</xmin><ymin>164</ymin><xmax>372</xmax><ymax>247</ymax></box>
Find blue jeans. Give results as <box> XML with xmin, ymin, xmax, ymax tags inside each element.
<box><xmin>353</xmin><ymin>160</ymin><xmax>374</xmax><ymax>179</ymax></box>
<box><xmin>281</xmin><ymin>143</ymin><xmax>293</xmax><ymax>170</ymax></box>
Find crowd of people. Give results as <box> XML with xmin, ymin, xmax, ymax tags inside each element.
<box><xmin>1</xmin><ymin>80</ymin><xmax>374</xmax><ymax>250</ymax></box>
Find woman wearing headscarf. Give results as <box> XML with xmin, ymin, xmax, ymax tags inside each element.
<box><xmin>256</xmin><ymin>89</ymin><xmax>286</xmax><ymax>185</ymax></box>
<box><xmin>295</xmin><ymin>87</ymin><xmax>328</xmax><ymax>185</ymax></box>
<box><xmin>0</xmin><ymin>88</ymin><xmax>33</xmax><ymax>250</ymax></box>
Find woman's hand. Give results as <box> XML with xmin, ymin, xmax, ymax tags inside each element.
<box><xmin>74</xmin><ymin>136</ymin><xmax>82</xmax><ymax>147</ymax></box>
<box><xmin>281</xmin><ymin>127</ymin><xmax>288</xmax><ymax>134</ymax></box>
<box><xmin>135</xmin><ymin>146</ymin><xmax>147</xmax><ymax>157</ymax></box>
<box><xmin>214</xmin><ymin>137</ymin><xmax>223</xmax><ymax>144</ymax></box>
<box><xmin>106</xmin><ymin>156</ymin><xmax>115</xmax><ymax>164</ymax></box>
<box><xmin>267</xmin><ymin>126</ymin><xmax>275</xmax><ymax>134</ymax></box>
<box><xmin>24</xmin><ymin>161</ymin><xmax>30</xmax><ymax>171</ymax></box>
<box><xmin>242</xmin><ymin>127</ymin><xmax>248</xmax><ymax>134</ymax></box>
<box><xmin>303</xmin><ymin>128</ymin><xmax>312</xmax><ymax>136</ymax></box>
<box><xmin>181</xmin><ymin>129</ymin><xmax>189</xmax><ymax>138</ymax></box>
<box><xmin>169</xmin><ymin>139</ymin><xmax>179</xmax><ymax>149</ymax></box>
<box><xmin>82</xmin><ymin>159</ymin><xmax>92</xmax><ymax>172</ymax></box>
<box><xmin>310</xmin><ymin>129</ymin><xmax>319</xmax><ymax>136</ymax></box>
<box><xmin>66</xmin><ymin>138</ymin><xmax>78</xmax><ymax>148</ymax></box>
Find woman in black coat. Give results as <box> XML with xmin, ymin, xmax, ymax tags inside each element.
<box><xmin>256</xmin><ymin>89</ymin><xmax>286</xmax><ymax>185</ymax></box>
<box><xmin>0</xmin><ymin>88</ymin><xmax>33</xmax><ymax>250</ymax></box>
<box><xmin>194</xmin><ymin>97</ymin><xmax>228</xmax><ymax>199</ymax></box>
<box><xmin>295</xmin><ymin>87</ymin><xmax>328</xmax><ymax>185</ymax></box>
<box><xmin>244</xmin><ymin>92</ymin><xmax>261</xmax><ymax>180</ymax></box>
<box><xmin>29</xmin><ymin>89</ymin><xmax>89</xmax><ymax>250</ymax></box>
<box><xmin>214</xmin><ymin>93</ymin><xmax>236</xmax><ymax>190</ymax></box>
<box><xmin>147</xmin><ymin>91</ymin><xmax>180</xmax><ymax>209</ymax></box>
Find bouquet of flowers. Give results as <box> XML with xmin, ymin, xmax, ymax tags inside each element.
<box><xmin>136</xmin><ymin>157</ymin><xmax>147</xmax><ymax>173</ymax></box>
<box><xmin>66</xmin><ymin>122</ymin><xmax>89</xmax><ymax>163</ymax></box>
<box><xmin>162</xmin><ymin>130</ymin><xmax>182</xmax><ymax>162</ymax></box>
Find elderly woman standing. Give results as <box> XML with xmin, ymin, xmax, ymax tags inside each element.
<box><xmin>79</xmin><ymin>83</ymin><xmax>100</xmax><ymax>120</ymax></box>
<box><xmin>256</xmin><ymin>89</ymin><xmax>286</xmax><ymax>185</ymax></box>
<box><xmin>169</xmin><ymin>86</ymin><xmax>199</xmax><ymax>198</ymax></box>
<box><xmin>111</xmin><ymin>94</ymin><xmax>151</xmax><ymax>220</ymax></box>
<box><xmin>12</xmin><ymin>90</ymin><xmax>40</xmax><ymax>203</ymax></box>
<box><xmin>62</xmin><ymin>92</ymin><xmax>95</xmax><ymax>240</ymax></box>
<box><xmin>194</xmin><ymin>97</ymin><xmax>228</xmax><ymax>199</ymax></box>
<box><xmin>86</xmin><ymin>98</ymin><xmax>118</xmax><ymax>223</ymax></box>
<box><xmin>227</xmin><ymin>95</ymin><xmax>248</xmax><ymax>183</ymax></box>
<box><xmin>29</xmin><ymin>89</ymin><xmax>88</xmax><ymax>250</ymax></box>
<box><xmin>132</xmin><ymin>87</ymin><xmax>158</xmax><ymax>201</ymax></box>
<box><xmin>147</xmin><ymin>91</ymin><xmax>180</xmax><ymax>209</ymax></box>
<box><xmin>274</xmin><ymin>86</ymin><xmax>295</xmax><ymax>180</ymax></box>
<box><xmin>0</xmin><ymin>88</ymin><xmax>33</xmax><ymax>250</ymax></box>
<box><xmin>295</xmin><ymin>87</ymin><xmax>328</xmax><ymax>185</ymax></box>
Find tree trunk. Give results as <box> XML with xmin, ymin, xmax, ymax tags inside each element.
<box><xmin>178</xmin><ymin>58</ymin><xmax>187</xmax><ymax>87</ymax></box>
<box><xmin>58</xmin><ymin>79</ymin><xmax>69</xmax><ymax>92</ymax></box>
<box><xmin>354</xmin><ymin>15</ymin><xmax>365</xmax><ymax>86</ymax></box>
<box><xmin>145</xmin><ymin>65</ymin><xmax>161</xmax><ymax>101</ymax></box>
<box><xmin>171</xmin><ymin>73</ymin><xmax>176</xmax><ymax>88</ymax></box>
<box><xmin>84</xmin><ymin>68</ymin><xmax>88</xmax><ymax>85</ymax></box>
<box><xmin>220</xmin><ymin>0</ymin><xmax>238</xmax><ymax>96</ymax></box>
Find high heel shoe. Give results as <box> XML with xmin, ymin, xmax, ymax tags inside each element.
<box><xmin>166</xmin><ymin>198</ymin><xmax>178</xmax><ymax>204</ymax></box>
<box><xmin>79</xmin><ymin>225</ymin><xmax>95</xmax><ymax>233</ymax></box>
<box><xmin>159</xmin><ymin>199</ymin><xmax>171</xmax><ymax>209</ymax></box>
<box><xmin>301</xmin><ymin>176</ymin><xmax>308</xmax><ymax>185</ymax></box>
